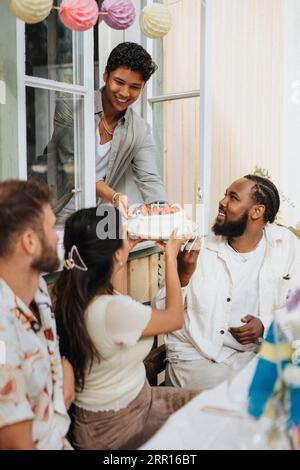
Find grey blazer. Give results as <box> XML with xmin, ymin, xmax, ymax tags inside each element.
<box><xmin>45</xmin><ymin>91</ymin><xmax>167</xmax><ymax>217</ymax></box>
<box><xmin>94</xmin><ymin>90</ymin><xmax>167</xmax><ymax>204</ymax></box>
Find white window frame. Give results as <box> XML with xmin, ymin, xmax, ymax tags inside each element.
<box><xmin>16</xmin><ymin>18</ymin><xmax>96</xmax><ymax>210</ymax></box>
<box><xmin>199</xmin><ymin>0</ymin><xmax>213</xmax><ymax>235</ymax></box>
<box><xmin>141</xmin><ymin>0</ymin><xmax>212</xmax><ymax>235</ymax></box>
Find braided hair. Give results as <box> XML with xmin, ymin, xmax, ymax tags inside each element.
<box><xmin>244</xmin><ymin>175</ymin><xmax>280</xmax><ymax>223</ymax></box>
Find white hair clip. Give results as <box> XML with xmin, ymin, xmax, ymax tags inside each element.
<box><xmin>63</xmin><ymin>245</ymin><xmax>88</xmax><ymax>272</ymax></box>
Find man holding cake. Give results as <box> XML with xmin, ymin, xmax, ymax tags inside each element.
<box><xmin>155</xmin><ymin>175</ymin><xmax>300</xmax><ymax>390</ymax></box>
<box><xmin>53</xmin><ymin>42</ymin><xmax>167</xmax><ymax>222</ymax></box>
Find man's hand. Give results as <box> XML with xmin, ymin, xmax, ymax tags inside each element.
<box><xmin>177</xmin><ymin>237</ymin><xmax>201</xmax><ymax>287</ymax></box>
<box><xmin>229</xmin><ymin>315</ymin><xmax>264</xmax><ymax>345</ymax></box>
<box><xmin>61</xmin><ymin>357</ymin><xmax>75</xmax><ymax>410</ymax></box>
<box><xmin>115</xmin><ymin>194</ymin><xmax>129</xmax><ymax>218</ymax></box>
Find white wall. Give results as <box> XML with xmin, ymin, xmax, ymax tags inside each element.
<box><xmin>281</xmin><ymin>0</ymin><xmax>300</xmax><ymax>228</ymax></box>
<box><xmin>207</xmin><ymin>0</ymin><xmax>300</xmax><ymax>229</ymax></box>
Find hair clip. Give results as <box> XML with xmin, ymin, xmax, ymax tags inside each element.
<box><xmin>63</xmin><ymin>245</ymin><xmax>88</xmax><ymax>272</ymax></box>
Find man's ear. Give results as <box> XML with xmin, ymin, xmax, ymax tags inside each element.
<box><xmin>20</xmin><ymin>229</ymin><xmax>38</xmax><ymax>256</ymax></box>
<box><xmin>251</xmin><ymin>205</ymin><xmax>265</xmax><ymax>221</ymax></box>
<box><xmin>103</xmin><ymin>68</ymin><xmax>108</xmax><ymax>83</ymax></box>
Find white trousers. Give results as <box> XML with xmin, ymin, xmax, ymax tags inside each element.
<box><xmin>165</xmin><ymin>350</ymin><xmax>256</xmax><ymax>391</ymax></box>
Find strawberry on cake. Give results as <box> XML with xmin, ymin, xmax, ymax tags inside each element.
<box><xmin>126</xmin><ymin>203</ymin><xmax>196</xmax><ymax>240</ymax></box>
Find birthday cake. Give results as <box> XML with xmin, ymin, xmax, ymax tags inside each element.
<box><xmin>126</xmin><ymin>203</ymin><xmax>196</xmax><ymax>240</ymax></box>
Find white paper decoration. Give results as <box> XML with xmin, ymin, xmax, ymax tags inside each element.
<box><xmin>139</xmin><ymin>3</ymin><xmax>172</xmax><ymax>39</ymax></box>
<box><xmin>8</xmin><ymin>0</ymin><xmax>53</xmax><ymax>24</ymax></box>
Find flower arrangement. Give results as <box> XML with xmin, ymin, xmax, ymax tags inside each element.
<box><xmin>253</xmin><ymin>166</ymin><xmax>296</xmax><ymax>210</ymax></box>
<box><xmin>248</xmin><ymin>289</ymin><xmax>300</xmax><ymax>449</ymax></box>
<box><xmin>253</xmin><ymin>165</ymin><xmax>300</xmax><ymax>238</ymax></box>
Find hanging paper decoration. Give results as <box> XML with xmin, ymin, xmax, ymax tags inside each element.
<box><xmin>101</xmin><ymin>0</ymin><xmax>136</xmax><ymax>31</ymax></box>
<box><xmin>59</xmin><ymin>0</ymin><xmax>99</xmax><ymax>32</ymax></box>
<box><xmin>8</xmin><ymin>0</ymin><xmax>54</xmax><ymax>24</ymax></box>
<box><xmin>7</xmin><ymin>0</ymin><xmax>173</xmax><ymax>38</ymax></box>
<box><xmin>139</xmin><ymin>3</ymin><xmax>172</xmax><ymax>39</ymax></box>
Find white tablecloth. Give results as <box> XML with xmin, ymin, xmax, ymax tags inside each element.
<box><xmin>141</xmin><ymin>358</ymin><xmax>289</xmax><ymax>450</ymax></box>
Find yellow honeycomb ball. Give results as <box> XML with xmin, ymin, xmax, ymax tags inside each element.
<box><xmin>9</xmin><ymin>0</ymin><xmax>53</xmax><ymax>24</ymax></box>
<box><xmin>139</xmin><ymin>3</ymin><xmax>172</xmax><ymax>39</ymax></box>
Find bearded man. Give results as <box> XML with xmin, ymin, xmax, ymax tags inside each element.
<box><xmin>155</xmin><ymin>175</ymin><xmax>300</xmax><ymax>390</ymax></box>
<box><xmin>0</xmin><ymin>179</ymin><xmax>73</xmax><ymax>449</ymax></box>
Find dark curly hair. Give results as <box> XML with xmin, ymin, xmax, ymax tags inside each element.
<box><xmin>244</xmin><ymin>174</ymin><xmax>280</xmax><ymax>223</ymax></box>
<box><xmin>106</xmin><ymin>42</ymin><xmax>158</xmax><ymax>83</ymax></box>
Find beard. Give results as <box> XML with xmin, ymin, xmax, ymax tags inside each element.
<box><xmin>212</xmin><ymin>210</ymin><xmax>249</xmax><ymax>238</ymax></box>
<box><xmin>31</xmin><ymin>231</ymin><xmax>60</xmax><ymax>273</ymax></box>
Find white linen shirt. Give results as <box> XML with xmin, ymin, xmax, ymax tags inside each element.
<box><xmin>222</xmin><ymin>234</ymin><xmax>266</xmax><ymax>350</ymax></box>
<box><xmin>155</xmin><ymin>224</ymin><xmax>300</xmax><ymax>363</ymax></box>
<box><xmin>0</xmin><ymin>277</ymin><xmax>70</xmax><ymax>449</ymax></box>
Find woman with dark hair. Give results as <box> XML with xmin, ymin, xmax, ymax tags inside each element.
<box><xmin>53</xmin><ymin>206</ymin><xmax>198</xmax><ymax>450</ymax></box>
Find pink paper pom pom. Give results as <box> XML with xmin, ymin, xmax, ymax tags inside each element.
<box><xmin>60</xmin><ymin>0</ymin><xmax>99</xmax><ymax>32</ymax></box>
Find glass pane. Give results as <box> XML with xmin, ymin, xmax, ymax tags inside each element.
<box><xmin>25</xmin><ymin>0</ymin><xmax>83</xmax><ymax>85</ymax></box>
<box><xmin>94</xmin><ymin>24</ymin><xmax>100</xmax><ymax>90</ymax></box>
<box><xmin>26</xmin><ymin>87</ymin><xmax>84</xmax><ymax>224</ymax></box>
<box><xmin>152</xmin><ymin>0</ymin><xmax>201</xmax><ymax>95</ymax></box>
<box><xmin>153</xmin><ymin>97</ymin><xmax>200</xmax><ymax>214</ymax></box>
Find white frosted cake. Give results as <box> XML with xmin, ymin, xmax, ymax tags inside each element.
<box><xmin>126</xmin><ymin>203</ymin><xmax>196</xmax><ymax>240</ymax></box>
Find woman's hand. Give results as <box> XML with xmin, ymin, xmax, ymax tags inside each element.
<box><xmin>128</xmin><ymin>235</ymin><xmax>145</xmax><ymax>251</ymax></box>
<box><xmin>157</xmin><ymin>234</ymin><xmax>201</xmax><ymax>286</ymax></box>
<box><xmin>61</xmin><ymin>357</ymin><xmax>75</xmax><ymax>410</ymax></box>
<box><xmin>164</xmin><ymin>230</ymin><xmax>191</xmax><ymax>258</ymax></box>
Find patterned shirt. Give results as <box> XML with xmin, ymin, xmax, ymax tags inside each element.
<box><xmin>0</xmin><ymin>277</ymin><xmax>70</xmax><ymax>449</ymax></box>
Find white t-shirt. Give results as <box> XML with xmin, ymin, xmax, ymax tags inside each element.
<box><xmin>57</xmin><ymin>132</ymin><xmax>112</xmax><ymax>220</ymax></box>
<box><xmin>95</xmin><ymin>129</ymin><xmax>112</xmax><ymax>183</ymax></box>
<box><xmin>75</xmin><ymin>294</ymin><xmax>153</xmax><ymax>412</ymax></box>
<box><xmin>222</xmin><ymin>233</ymin><xmax>267</xmax><ymax>351</ymax></box>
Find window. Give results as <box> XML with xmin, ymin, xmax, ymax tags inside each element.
<box><xmin>19</xmin><ymin>0</ymin><xmax>205</xmax><ymax>229</ymax></box>
<box><xmin>145</xmin><ymin>0</ymin><xmax>201</xmax><ymax>219</ymax></box>
<box><xmin>22</xmin><ymin>3</ymin><xmax>96</xmax><ymax>225</ymax></box>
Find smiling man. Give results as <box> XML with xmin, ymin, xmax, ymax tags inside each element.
<box><xmin>0</xmin><ymin>180</ymin><xmax>73</xmax><ymax>449</ymax></box>
<box><xmin>94</xmin><ymin>42</ymin><xmax>167</xmax><ymax>214</ymax></box>
<box><xmin>155</xmin><ymin>175</ymin><xmax>300</xmax><ymax>390</ymax></box>
<box><xmin>56</xmin><ymin>42</ymin><xmax>167</xmax><ymax>221</ymax></box>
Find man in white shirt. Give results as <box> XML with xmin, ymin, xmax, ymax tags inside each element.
<box><xmin>156</xmin><ymin>175</ymin><xmax>300</xmax><ymax>390</ymax></box>
<box><xmin>0</xmin><ymin>180</ymin><xmax>73</xmax><ymax>449</ymax></box>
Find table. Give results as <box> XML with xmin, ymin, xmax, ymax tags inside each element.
<box><xmin>141</xmin><ymin>358</ymin><xmax>290</xmax><ymax>450</ymax></box>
